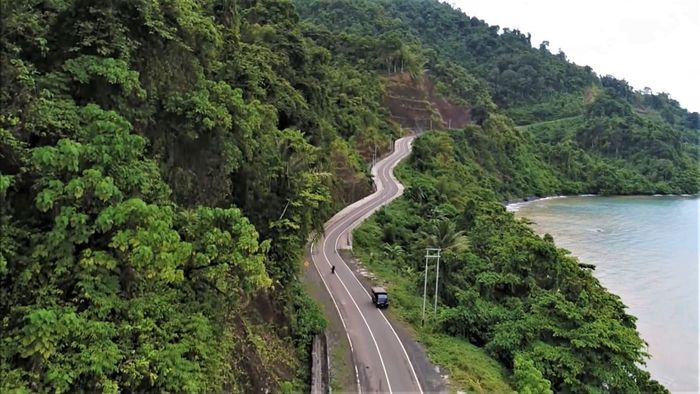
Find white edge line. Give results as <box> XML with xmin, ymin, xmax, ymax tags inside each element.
<box><xmin>312</xmin><ymin>135</ymin><xmax>421</xmax><ymax>394</ymax></box>
<box><xmin>332</xmin><ymin>136</ymin><xmax>424</xmax><ymax>394</ymax></box>
<box><xmin>321</xmin><ymin>234</ymin><xmax>394</xmax><ymax>393</ymax></box>
<box><xmin>314</xmin><ymin>140</ymin><xmax>413</xmax><ymax>393</ymax></box>
<box><xmin>310</xmin><ymin>240</ymin><xmax>361</xmax><ymax>394</ymax></box>
<box><xmin>324</xmin><ymin>135</ymin><xmax>411</xmax><ymax>230</ymax></box>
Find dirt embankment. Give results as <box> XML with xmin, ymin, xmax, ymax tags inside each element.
<box><xmin>383</xmin><ymin>73</ymin><xmax>470</xmax><ymax>131</ymax></box>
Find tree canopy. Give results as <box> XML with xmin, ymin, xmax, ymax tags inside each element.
<box><xmin>354</xmin><ymin>129</ymin><xmax>669</xmax><ymax>392</ymax></box>
<box><xmin>2</xmin><ymin>0</ymin><xmax>696</xmax><ymax>391</ymax></box>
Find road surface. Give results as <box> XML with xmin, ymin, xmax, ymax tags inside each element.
<box><xmin>310</xmin><ymin>135</ymin><xmax>423</xmax><ymax>393</ymax></box>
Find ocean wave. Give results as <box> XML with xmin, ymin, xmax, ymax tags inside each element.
<box><xmin>538</xmin><ymin>195</ymin><xmax>568</xmax><ymax>201</ymax></box>
<box><xmin>586</xmin><ymin>228</ymin><xmax>605</xmax><ymax>233</ymax></box>
<box><xmin>506</xmin><ymin>195</ymin><xmax>568</xmax><ymax>211</ymax></box>
<box><xmin>506</xmin><ymin>203</ymin><xmax>526</xmax><ymax>212</ymax></box>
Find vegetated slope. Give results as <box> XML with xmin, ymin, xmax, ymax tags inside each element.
<box><xmin>355</xmin><ymin>129</ymin><xmax>668</xmax><ymax>393</ymax></box>
<box><xmin>294</xmin><ymin>0</ymin><xmax>697</xmax><ymax>392</ymax></box>
<box><xmin>529</xmin><ymin>88</ymin><xmax>699</xmax><ymax>194</ymax></box>
<box><xmin>295</xmin><ymin>0</ymin><xmax>700</xmax><ymax>196</ymax></box>
<box><xmin>386</xmin><ymin>0</ymin><xmax>700</xmax><ymax>194</ymax></box>
<box><xmin>0</xmin><ymin>0</ymin><xmax>401</xmax><ymax>392</ymax></box>
<box><xmin>1</xmin><ymin>0</ymin><xmax>695</xmax><ymax>391</ymax></box>
<box><xmin>381</xmin><ymin>0</ymin><xmax>598</xmax><ymax>109</ymax></box>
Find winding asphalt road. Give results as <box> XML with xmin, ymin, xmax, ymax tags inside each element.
<box><xmin>310</xmin><ymin>135</ymin><xmax>423</xmax><ymax>393</ymax></box>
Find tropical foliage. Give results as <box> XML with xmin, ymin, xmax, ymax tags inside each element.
<box><xmin>355</xmin><ymin>130</ymin><xmax>669</xmax><ymax>392</ymax></box>
<box><xmin>0</xmin><ymin>0</ymin><xmax>376</xmax><ymax>391</ymax></box>
<box><xmin>2</xmin><ymin>0</ymin><xmax>696</xmax><ymax>391</ymax></box>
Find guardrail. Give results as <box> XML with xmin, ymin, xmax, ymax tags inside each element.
<box><xmin>310</xmin><ymin>332</ymin><xmax>329</xmax><ymax>393</ymax></box>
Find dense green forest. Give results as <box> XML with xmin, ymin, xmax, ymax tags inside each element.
<box><xmin>1</xmin><ymin>0</ymin><xmax>697</xmax><ymax>392</ymax></box>
<box><xmin>354</xmin><ymin>130</ymin><xmax>668</xmax><ymax>393</ymax></box>
<box><xmin>295</xmin><ymin>0</ymin><xmax>699</xmax><ymax>196</ymax></box>
<box><xmin>296</xmin><ymin>0</ymin><xmax>697</xmax><ymax>392</ymax></box>
<box><xmin>0</xmin><ymin>0</ymin><xmax>397</xmax><ymax>391</ymax></box>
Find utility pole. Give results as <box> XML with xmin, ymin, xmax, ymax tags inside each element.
<box><xmin>434</xmin><ymin>251</ymin><xmax>441</xmax><ymax>313</ymax></box>
<box><xmin>373</xmin><ymin>143</ymin><xmax>377</xmax><ymax>169</ymax></box>
<box><xmin>422</xmin><ymin>248</ymin><xmax>441</xmax><ymax>326</ymax></box>
<box><xmin>422</xmin><ymin>252</ymin><xmax>428</xmax><ymax>326</ymax></box>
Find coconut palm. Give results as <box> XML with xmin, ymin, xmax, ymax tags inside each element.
<box><xmin>421</xmin><ymin>220</ymin><xmax>470</xmax><ymax>308</ymax></box>
<box><xmin>424</xmin><ymin>220</ymin><xmax>469</xmax><ymax>252</ymax></box>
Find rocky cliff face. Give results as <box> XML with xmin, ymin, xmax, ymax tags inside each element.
<box><xmin>383</xmin><ymin>73</ymin><xmax>471</xmax><ymax>131</ymax></box>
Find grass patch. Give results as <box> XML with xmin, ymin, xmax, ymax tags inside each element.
<box><xmin>330</xmin><ymin>335</ymin><xmax>353</xmax><ymax>392</ymax></box>
<box><xmin>417</xmin><ymin>333</ymin><xmax>513</xmax><ymax>393</ymax></box>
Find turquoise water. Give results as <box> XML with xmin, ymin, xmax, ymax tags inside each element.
<box><xmin>511</xmin><ymin>196</ymin><xmax>699</xmax><ymax>393</ymax></box>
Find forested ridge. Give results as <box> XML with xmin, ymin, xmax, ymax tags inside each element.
<box><xmin>295</xmin><ymin>0</ymin><xmax>699</xmax><ymax>196</ymax></box>
<box><xmin>297</xmin><ymin>0</ymin><xmax>696</xmax><ymax>392</ymax></box>
<box><xmin>1</xmin><ymin>0</ymin><xmax>697</xmax><ymax>392</ymax></box>
<box><xmin>1</xmin><ymin>0</ymin><xmax>395</xmax><ymax>391</ymax></box>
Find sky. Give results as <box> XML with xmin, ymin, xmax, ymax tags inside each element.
<box><xmin>447</xmin><ymin>0</ymin><xmax>700</xmax><ymax>113</ymax></box>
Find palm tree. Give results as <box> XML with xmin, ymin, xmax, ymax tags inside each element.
<box><xmin>424</xmin><ymin>220</ymin><xmax>469</xmax><ymax>252</ymax></box>
<box><xmin>421</xmin><ymin>220</ymin><xmax>470</xmax><ymax>308</ymax></box>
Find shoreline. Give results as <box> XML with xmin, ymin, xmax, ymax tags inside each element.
<box><xmin>504</xmin><ymin>194</ymin><xmax>591</xmax><ymax>212</ymax></box>
<box><xmin>504</xmin><ymin>193</ymin><xmax>698</xmax><ymax>212</ymax></box>
<box><xmin>503</xmin><ymin>194</ymin><xmax>596</xmax><ymax>207</ymax></box>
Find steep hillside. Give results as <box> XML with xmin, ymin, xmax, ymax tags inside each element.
<box><xmin>383</xmin><ymin>73</ymin><xmax>470</xmax><ymax>130</ymax></box>
<box><xmin>0</xmin><ymin>0</ymin><xmax>392</xmax><ymax>391</ymax></box>
<box><xmin>1</xmin><ymin>0</ymin><xmax>697</xmax><ymax>392</ymax></box>
<box><xmin>295</xmin><ymin>0</ymin><xmax>699</xmax><ymax>196</ymax></box>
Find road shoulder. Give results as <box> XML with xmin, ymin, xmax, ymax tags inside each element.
<box><xmin>304</xmin><ymin>239</ymin><xmax>356</xmax><ymax>392</ymax></box>
<box><xmin>338</xmin><ymin>249</ymin><xmax>447</xmax><ymax>393</ymax></box>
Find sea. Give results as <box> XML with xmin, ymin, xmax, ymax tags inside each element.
<box><xmin>509</xmin><ymin>195</ymin><xmax>699</xmax><ymax>393</ymax></box>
